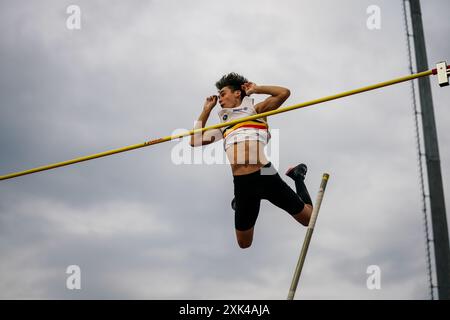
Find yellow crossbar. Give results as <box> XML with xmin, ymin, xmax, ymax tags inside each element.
<box><xmin>0</xmin><ymin>69</ymin><xmax>436</xmax><ymax>181</ymax></box>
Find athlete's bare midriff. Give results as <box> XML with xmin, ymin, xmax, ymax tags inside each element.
<box><xmin>226</xmin><ymin>140</ymin><xmax>270</xmax><ymax>176</ymax></box>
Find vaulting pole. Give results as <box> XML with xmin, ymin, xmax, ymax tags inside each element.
<box><xmin>0</xmin><ymin>64</ymin><xmax>448</xmax><ymax>181</ymax></box>
<box><xmin>287</xmin><ymin>173</ymin><xmax>330</xmax><ymax>300</ymax></box>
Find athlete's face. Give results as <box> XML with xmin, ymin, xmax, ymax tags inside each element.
<box><xmin>219</xmin><ymin>86</ymin><xmax>242</xmax><ymax>108</ymax></box>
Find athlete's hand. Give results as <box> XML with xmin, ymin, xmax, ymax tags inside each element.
<box><xmin>203</xmin><ymin>95</ymin><xmax>218</xmax><ymax>111</ymax></box>
<box><xmin>241</xmin><ymin>82</ymin><xmax>257</xmax><ymax>95</ymax></box>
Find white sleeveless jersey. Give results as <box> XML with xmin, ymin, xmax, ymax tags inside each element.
<box><xmin>217</xmin><ymin>97</ymin><xmax>271</xmax><ymax>150</ymax></box>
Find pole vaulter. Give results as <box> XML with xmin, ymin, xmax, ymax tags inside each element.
<box><xmin>0</xmin><ymin>62</ymin><xmax>448</xmax><ymax>181</ymax></box>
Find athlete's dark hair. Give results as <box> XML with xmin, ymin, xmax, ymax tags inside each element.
<box><xmin>215</xmin><ymin>72</ymin><xmax>248</xmax><ymax>100</ymax></box>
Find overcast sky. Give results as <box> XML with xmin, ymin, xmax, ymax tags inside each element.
<box><xmin>0</xmin><ymin>0</ymin><xmax>449</xmax><ymax>300</ymax></box>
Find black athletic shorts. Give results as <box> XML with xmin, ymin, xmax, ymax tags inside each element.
<box><xmin>233</xmin><ymin>162</ymin><xmax>305</xmax><ymax>231</ymax></box>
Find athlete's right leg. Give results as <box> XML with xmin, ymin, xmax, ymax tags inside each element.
<box><xmin>233</xmin><ymin>193</ymin><xmax>261</xmax><ymax>249</ymax></box>
<box><xmin>235</xmin><ymin>227</ymin><xmax>255</xmax><ymax>249</ymax></box>
<box><xmin>233</xmin><ymin>173</ymin><xmax>262</xmax><ymax>249</ymax></box>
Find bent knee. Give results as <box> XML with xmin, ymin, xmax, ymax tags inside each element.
<box><xmin>303</xmin><ymin>204</ymin><xmax>313</xmax><ymax>216</ymax></box>
<box><xmin>294</xmin><ymin>204</ymin><xmax>313</xmax><ymax>226</ymax></box>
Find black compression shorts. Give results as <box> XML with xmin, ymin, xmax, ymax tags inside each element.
<box><xmin>233</xmin><ymin>162</ymin><xmax>305</xmax><ymax>231</ymax></box>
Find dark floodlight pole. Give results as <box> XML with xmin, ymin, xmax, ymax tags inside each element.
<box><xmin>409</xmin><ymin>0</ymin><xmax>450</xmax><ymax>300</ymax></box>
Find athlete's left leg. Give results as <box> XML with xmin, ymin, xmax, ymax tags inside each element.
<box><xmin>286</xmin><ymin>163</ymin><xmax>314</xmax><ymax>226</ymax></box>
<box><xmin>291</xmin><ymin>204</ymin><xmax>313</xmax><ymax>226</ymax></box>
<box><xmin>260</xmin><ymin>163</ymin><xmax>311</xmax><ymax>226</ymax></box>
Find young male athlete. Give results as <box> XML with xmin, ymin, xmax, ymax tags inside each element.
<box><xmin>190</xmin><ymin>73</ymin><xmax>313</xmax><ymax>249</ymax></box>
